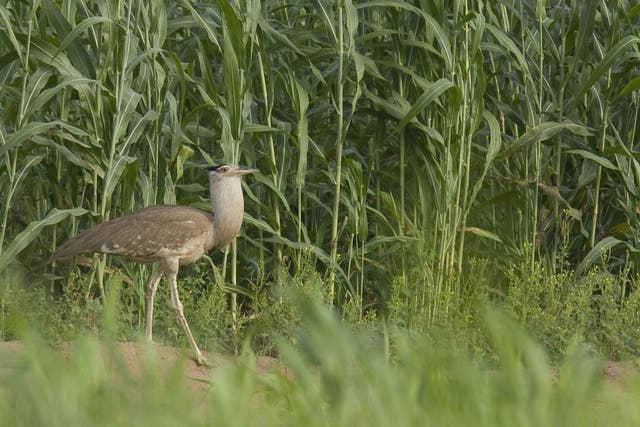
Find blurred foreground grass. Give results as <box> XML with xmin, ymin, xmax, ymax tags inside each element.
<box><xmin>1</xmin><ymin>300</ymin><xmax>639</xmax><ymax>427</ymax></box>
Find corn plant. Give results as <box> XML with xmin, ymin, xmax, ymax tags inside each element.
<box><xmin>0</xmin><ymin>0</ymin><xmax>639</xmax><ymax>335</ymax></box>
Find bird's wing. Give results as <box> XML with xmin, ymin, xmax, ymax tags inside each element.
<box><xmin>53</xmin><ymin>205</ymin><xmax>214</xmax><ymax>262</ymax></box>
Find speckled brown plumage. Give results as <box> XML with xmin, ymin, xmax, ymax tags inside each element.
<box><xmin>52</xmin><ymin>205</ymin><xmax>216</xmax><ymax>264</ymax></box>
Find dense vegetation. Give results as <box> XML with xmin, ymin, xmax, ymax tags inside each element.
<box><xmin>1</xmin><ymin>0</ymin><xmax>640</xmax><ymax>424</ymax></box>
<box><xmin>3</xmin><ymin>301</ymin><xmax>639</xmax><ymax>427</ymax></box>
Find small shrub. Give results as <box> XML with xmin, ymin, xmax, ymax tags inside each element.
<box><xmin>0</xmin><ymin>270</ymin><xmax>101</xmax><ymax>343</ymax></box>
<box><xmin>386</xmin><ymin>257</ymin><xmax>492</xmax><ymax>357</ymax></box>
<box><xmin>249</xmin><ymin>256</ymin><xmax>328</xmax><ymax>356</ymax></box>
<box><xmin>504</xmin><ymin>259</ymin><xmax>640</xmax><ymax>360</ymax></box>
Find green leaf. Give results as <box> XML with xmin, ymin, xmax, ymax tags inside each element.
<box><xmin>181</xmin><ymin>0</ymin><xmax>221</xmax><ymax>50</ymax></box>
<box><xmin>465</xmin><ymin>111</ymin><xmax>502</xmax><ymax>218</ymax></box>
<box><xmin>21</xmin><ymin>69</ymin><xmax>52</xmax><ymax>120</ymax></box>
<box><xmin>256</xmin><ymin>16</ymin><xmax>303</xmax><ymax>55</ymax></box>
<box><xmin>423</xmin><ymin>12</ymin><xmax>453</xmax><ymax>72</ymax></box>
<box><xmin>222</xmin><ymin>21</ymin><xmax>242</xmax><ymax>140</ymax></box>
<box><xmin>252</xmin><ymin>173</ymin><xmax>292</xmax><ymax>215</ymax></box>
<box><xmin>575</xmin><ymin>236</ymin><xmax>627</xmax><ymax>276</ymax></box>
<box><xmin>344</xmin><ymin>0</ymin><xmax>359</xmax><ymax>44</ymax></box>
<box><xmin>497</xmin><ymin>121</ymin><xmax>592</xmax><ymax>160</ymax></box>
<box><xmin>566</xmin><ymin>149</ymin><xmax>616</xmax><ymax>170</ymax></box>
<box><xmin>261</xmin><ymin>234</ymin><xmax>348</xmax><ymax>282</ymax></box>
<box><xmin>43</xmin><ymin>0</ymin><xmax>96</xmax><ymax>78</ymax></box>
<box><xmin>113</xmin><ymin>89</ymin><xmax>143</xmax><ymax>144</ymax></box>
<box><xmin>32</xmin><ymin>136</ymin><xmax>91</xmax><ymax>170</ymax></box>
<box><xmin>103</xmin><ymin>154</ymin><xmax>137</xmax><ymax>207</ymax></box>
<box><xmin>243</xmin><ymin>123</ymin><xmax>278</xmax><ymax>133</ymax></box>
<box><xmin>619</xmin><ymin>76</ymin><xmax>640</xmax><ymax>98</ymax></box>
<box><xmin>217</xmin><ymin>0</ymin><xmax>243</xmax><ymax>56</ymax></box>
<box><xmin>464</xmin><ymin>226</ymin><xmax>503</xmax><ymax>243</ymax></box>
<box><xmin>575</xmin><ymin>35</ymin><xmax>640</xmax><ymax>100</ymax></box>
<box><xmin>485</xmin><ymin>23</ymin><xmax>530</xmax><ymax>77</ymax></box>
<box><xmin>243</xmin><ymin>213</ymin><xmax>278</xmax><ymax>235</ymax></box>
<box><xmin>30</xmin><ymin>77</ymin><xmax>96</xmax><ymax>116</ymax></box>
<box><xmin>535</xmin><ymin>0</ymin><xmax>546</xmax><ymax>20</ymax></box>
<box><xmin>0</xmin><ymin>208</ymin><xmax>88</xmax><ymax>271</ymax></box>
<box><xmin>393</xmin><ymin>78</ymin><xmax>455</xmax><ymax>135</ymax></box>
<box><xmin>175</xmin><ymin>144</ymin><xmax>194</xmax><ymax>180</ymax></box>
<box><xmin>120</xmin><ymin>109</ymin><xmax>158</xmax><ymax>155</ymax></box>
<box><xmin>628</xmin><ymin>4</ymin><xmax>640</xmax><ymax>18</ymax></box>
<box><xmin>176</xmin><ymin>183</ymin><xmax>207</xmax><ymax>193</ymax></box>
<box><xmin>355</xmin><ymin>1</ymin><xmax>452</xmax><ymax>70</ymax></box>
<box><xmin>361</xmin><ymin>234</ymin><xmax>418</xmax><ymax>254</ymax></box>
<box><xmin>0</xmin><ymin>5</ymin><xmax>24</xmax><ymax>64</ymax></box>
<box><xmin>0</xmin><ymin>121</ymin><xmax>86</xmax><ymax>158</ymax></box>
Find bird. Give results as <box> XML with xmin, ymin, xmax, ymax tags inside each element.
<box><xmin>51</xmin><ymin>163</ymin><xmax>258</xmax><ymax>366</ymax></box>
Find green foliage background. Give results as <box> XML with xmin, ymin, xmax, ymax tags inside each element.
<box><xmin>1</xmin><ymin>0</ymin><xmax>640</xmax><ymax>358</ymax></box>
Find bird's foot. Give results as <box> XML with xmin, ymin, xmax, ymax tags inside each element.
<box><xmin>194</xmin><ymin>349</ymin><xmax>209</xmax><ymax>367</ymax></box>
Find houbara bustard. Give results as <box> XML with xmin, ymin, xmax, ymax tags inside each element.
<box><xmin>52</xmin><ymin>163</ymin><xmax>258</xmax><ymax>365</ymax></box>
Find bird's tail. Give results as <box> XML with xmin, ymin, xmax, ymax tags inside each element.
<box><xmin>32</xmin><ymin>237</ymin><xmax>85</xmax><ymax>271</ymax></box>
<box><xmin>49</xmin><ymin>238</ymin><xmax>81</xmax><ymax>262</ymax></box>
<box><xmin>49</xmin><ymin>227</ymin><xmax>101</xmax><ymax>262</ymax></box>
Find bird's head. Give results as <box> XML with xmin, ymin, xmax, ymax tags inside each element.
<box><xmin>207</xmin><ymin>163</ymin><xmax>258</xmax><ymax>182</ymax></box>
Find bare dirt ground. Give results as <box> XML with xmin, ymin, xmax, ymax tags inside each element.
<box><xmin>0</xmin><ymin>340</ymin><xmax>286</xmax><ymax>397</ymax></box>
<box><xmin>602</xmin><ymin>360</ymin><xmax>640</xmax><ymax>389</ymax></box>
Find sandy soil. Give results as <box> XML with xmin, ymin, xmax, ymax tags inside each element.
<box><xmin>0</xmin><ymin>340</ymin><xmax>285</xmax><ymax>397</ymax></box>
<box><xmin>602</xmin><ymin>360</ymin><xmax>640</xmax><ymax>388</ymax></box>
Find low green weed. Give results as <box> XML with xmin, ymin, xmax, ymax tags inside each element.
<box><xmin>1</xmin><ymin>300</ymin><xmax>637</xmax><ymax>427</ymax></box>
<box><xmin>506</xmin><ymin>260</ymin><xmax>640</xmax><ymax>361</ymax></box>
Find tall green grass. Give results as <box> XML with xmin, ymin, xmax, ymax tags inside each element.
<box><xmin>1</xmin><ymin>0</ymin><xmax>640</xmax><ymax>359</ymax></box>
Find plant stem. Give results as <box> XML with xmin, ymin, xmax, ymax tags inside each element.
<box><xmin>329</xmin><ymin>1</ymin><xmax>345</xmax><ymax>304</ymax></box>
<box><xmin>590</xmin><ymin>74</ymin><xmax>611</xmax><ymax>248</ymax></box>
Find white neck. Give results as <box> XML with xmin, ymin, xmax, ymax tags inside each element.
<box><xmin>210</xmin><ymin>176</ymin><xmax>245</xmax><ymax>248</ymax></box>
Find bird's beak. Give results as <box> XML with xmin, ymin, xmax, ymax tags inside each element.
<box><xmin>237</xmin><ymin>167</ymin><xmax>259</xmax><ymax>175</ymax></box>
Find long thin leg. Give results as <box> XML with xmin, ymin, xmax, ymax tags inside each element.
<box><xmin>145</xmin><ymin>269</ymin><xmax>163</xmax><ymax>341</ymax></box>
<box><xmin>163</xmin><ymin>259</ymin><xmax>207</xmax><ymax>366</ymax></box>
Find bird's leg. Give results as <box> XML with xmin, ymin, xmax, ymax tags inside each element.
<box><xmin>144</xmin><ymin>269</ymin><xmax>163</xmax><ymax>342</ymax></box>
<box><xmin>164</xmin><ymin>260</ymin><xmax>207</xmax><ymax>366</ymax></box>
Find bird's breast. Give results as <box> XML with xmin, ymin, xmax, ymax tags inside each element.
<box><xmin>210</xmin><ymin>180</ymin><xmax>245</xmax><ymax>248</ymax></box>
